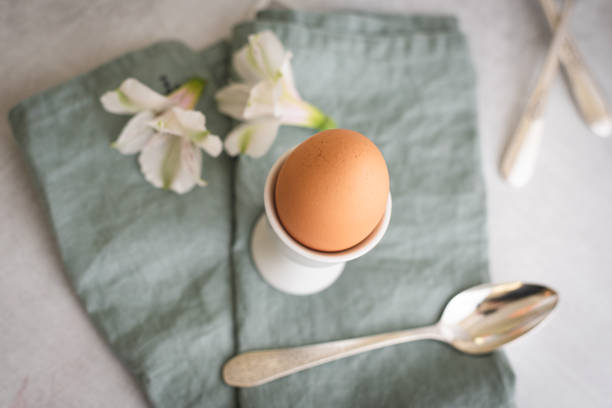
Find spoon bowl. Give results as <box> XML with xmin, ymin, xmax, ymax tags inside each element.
<box><xmin>439</xmin><ymin>282</ymin><xmax>559</xmax><ymax>354</ymax></box>
<box><xmin>223</xmin><ymin>281</ymin><xmax>559</xmax><ymax>387</ymax></box>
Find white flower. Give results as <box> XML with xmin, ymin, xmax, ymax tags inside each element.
<box><xmin>100</xmin><ymin>78</ymin><xmax>222</xmax><ymax>194</ymax></box>
<box><xmin>224</xmin><ymin>118</ymin><xmax>281</xmax><ymax>158</ymax></box>
<box><xmin>215</xmin><ymin>30</ymin><xmax>336</xmax><ymax>158</ymax></box>
<box><xmin>222</xmin><ymin>30</ymin><xmax>335</xmax><ymax>129</ymax></box>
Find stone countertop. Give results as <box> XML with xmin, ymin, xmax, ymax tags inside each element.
<box><xmin>1</xmin><ymin>0</ymin><xmax>611</xmax><ymax>406</ymax></box>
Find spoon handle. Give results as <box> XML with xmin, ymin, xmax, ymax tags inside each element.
<box><xmin>538</xmin><ymin>0</ymin><xmax>611</xmax><ymax>137</ymax></box>
<box><xmin>223</xmin><ymin>325</ymin><xmax>441</xmax><ymax>388</ymax></box>
<box><xmin>500</xmin><ymin>0</ymin><xmax>573</xmax><ymax>187</ymax></box>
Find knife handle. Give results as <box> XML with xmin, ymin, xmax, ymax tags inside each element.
<box><xmin>538</xmin><ymin>0</ymin><xmax>611</xmax><ymax>137</ymax></box>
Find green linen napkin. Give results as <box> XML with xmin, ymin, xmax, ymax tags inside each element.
<box><xmin>9</xmin><ymin>41</ymin><xmax>236</xmax><ymax>407</ymax></box>
<box><xmin>9</xmin><ymin>9</ymin><xmax>515</xmax><ymax>408</ymax></box>
<box><xmin>230</xmin><ymin>10</ymin><xmax>515</xmax><ymax>408</ymax></box>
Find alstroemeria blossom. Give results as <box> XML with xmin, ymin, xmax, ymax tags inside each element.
<box><xmin>100</xmin><ymin>77</ymin><xmax>222</xmax><ymax>194</ymax></box>
<box><xmin>215</xmin><ymin>30</ymin><xmax>336</xmax><ymax>158</ymax></box>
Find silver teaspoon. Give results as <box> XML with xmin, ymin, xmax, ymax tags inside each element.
<box><xmin>223</xmin><ymin>282</ymin><xmax>558</xmax><ymax>387</ymax></box>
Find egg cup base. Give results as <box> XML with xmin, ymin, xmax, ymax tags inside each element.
<box><xmin>251</xmin><ymin>214</ymin><xmax>345</xmax><ymax>296</ymax></box>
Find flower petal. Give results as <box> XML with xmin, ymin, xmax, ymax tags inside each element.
<box><xmin>215</xmin><ymin>81</ymin><xmax>280</xmax><ymax>121</ymax></box>
<box><xmin>147</xmin><ymin>107</ymin><xmax>220</xmax><ymax>156</ymax></box>
<box><xmin>233</xmin><ymin>30</ymin><xmax>287</xmax><ymax>83</ymax></box>
<box><xmin>148</xmin><ymin>110</ymin><xmax>181</xmax><ymax>136</ymax></box>
<box><xmin>168</xmin><ymin>107</ymin><xmax>223</xmax><ymax>157</ymax></box>
<box><xmin>233</xmin><ymin>46</ymin><xmax>264</xmax><ymax>84</ymax></box>
<box><xmin>279</xmin><ymin>53</ymin><xmax>302</xmax><ymax>101</ymax></box>
<box><xmin>277</xmin><ymin>97</ymin><xmax>313</xmax><ymax>126</ymax></box>
<box><xmin>250</xmin><ymin>31</ymin><xmax>287</xmax><ymax>80</ymax></box>
<box><xmin>139</xmin><ymin>133</ymin><xmax>206</xmax><ymax>194</ymax></box>
<box><xmin>215</xmin><ymin>83</ymin><xmax>252</xmax><ymax>120</ymax></box>
<box><xmin>172</xmin><ymin>140</ymin><xmax>207</xmax><ymax>193</ymax></box>
<box><xmin>112</xmin><ymin>110</ymin><xmax>156</xmax><ymax>154</ymax></box>
<box><xmin>244</xmin><ymin>80</ymin><xmax>281</xmax><ymax>119</ymax></box>
<box><xmin>139</xmin><ymin>133</ymin><xmax>177</xmax><ymax>189</ymax></box>
<box><xmin>195</xmin><ymin>134</ymin><xmax>223</xmax><ymax>157</ymax></box>
<box><xmin>224</xmin><ymin>118</ymin><xmax>280</xmax><ymax>158</ymax></box>
<box><xmin>148</xmin><ymin>107</ymin><xmax>202</xmax><ymax>137</ymax></box>
<box><xmin>119</xmin><ymin>78</ymin><xmax>170</xmax><ymax>112</ymax></box>
<box><xmin>171</xmin><ymin>107</ymin><xmax>207</xmax><ymax>130</ymax></box>
<box><xmin>278</xmin><ymin>97</ymin><xmax>336</xmax><ymax>130</ymax></box>
<box><xmin>100</xmin><ymin>90</ymin><xmax>141</xmax><ymax>114</ymax></box>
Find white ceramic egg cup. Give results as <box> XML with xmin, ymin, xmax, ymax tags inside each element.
<box><xmin>250</xmin><ymin>150</ymin><xmax>392</xmax><ymax>296</ymax></box>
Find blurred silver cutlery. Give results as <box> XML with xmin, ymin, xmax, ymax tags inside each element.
<box><xmin>501</xmin><ymin>0</ymin><xmax>573</xmax><ymax>187</ymax></box>
<box><xmin>539</xmin><ymin>0</ymin><xmax>611</xmax><ymax>137</ymax></box>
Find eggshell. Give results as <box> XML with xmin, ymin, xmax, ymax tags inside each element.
<box><xmin>274</xmin><ymin>129</ymin><xmax>389</xmax><ymax>252</ymax></box>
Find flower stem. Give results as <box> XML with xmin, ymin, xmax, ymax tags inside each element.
<box><xmin>307</xmin><ymin>103</ymin><xmax>337</xmax><ymax>131</ymax></box>
<box><xmin>313</xmin><ymin>114</ymin><xmax>337</xmax><ymax>131</ymax></box>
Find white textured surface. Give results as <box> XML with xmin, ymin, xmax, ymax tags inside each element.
<box><xmin>1</xmin><ymin>0</ymin><xmax>611</xmax><ymax>407</ymax></box>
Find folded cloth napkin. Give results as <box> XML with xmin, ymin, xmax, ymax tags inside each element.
<box><xmin>9</xmin><ymin>9</ymin><xmax>515</xmax><ymax>408</ymax></box>
<box><xmin>10</xmin><ymin>41</ymin><xmax>237</xmax><ymax>407</ymax></box>
<box><xmin>230</xmin><ymin>10</ymin><xmax>515</xmax><ymax>407</ymax></box>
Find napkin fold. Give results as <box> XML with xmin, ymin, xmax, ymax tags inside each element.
<box><xmin>9</xmin><ymin>9</ymin><xmax>515</xmax><ymax>408</ymax></box>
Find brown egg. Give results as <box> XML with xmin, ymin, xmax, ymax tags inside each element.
<box><xmin>275</xmin><ymin>129</ymin><xmax>390</xmax><ymax>252</ymax></box>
